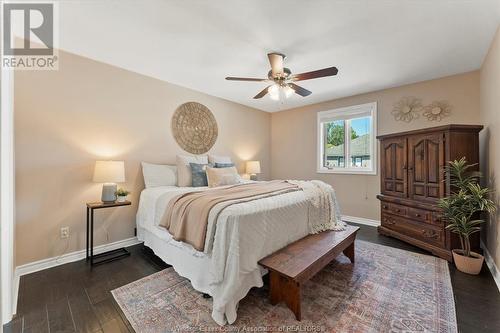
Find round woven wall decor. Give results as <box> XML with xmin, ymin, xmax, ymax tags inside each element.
<box><xmin>171</xmin><ymin>102</ymin><xmax>218</xmax><ymax>154</ymax></box>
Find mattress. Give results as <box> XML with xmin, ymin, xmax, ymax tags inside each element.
<box><xmin>136</xmin><ymin>185</ymin><xmax>312</xmax><ymax>325</ymax></box>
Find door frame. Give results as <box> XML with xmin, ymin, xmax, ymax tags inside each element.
<box><xmin>1</xmin><ymin>66</ymin><xmax>15</xmax><ymax>325</ymax></box>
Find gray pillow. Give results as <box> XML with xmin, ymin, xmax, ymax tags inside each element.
<box><xmin>190</xmin><ymin>163</ymin><xmax>212</xmax><ymax>187</ymax></box>
<box><xmin>215</xmin><ymin>162</ymin><xmax>235</xmax><ymax>168</ymax></box>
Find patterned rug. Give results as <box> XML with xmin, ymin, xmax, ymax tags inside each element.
<box><xmin>112</xmin><ymin>241</ymin><xmax>457</xmax><ymax>333</ymax></box>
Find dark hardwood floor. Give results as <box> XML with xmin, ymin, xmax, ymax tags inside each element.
<box><xmin>4</xmin><ymin>223</ymin><xmax>500</xmax><ymax>333</ymax></box>
<box><xmin>4</xmin><ymin>246</ymin><xmax>169</xmax><ymax>333</ymax></box>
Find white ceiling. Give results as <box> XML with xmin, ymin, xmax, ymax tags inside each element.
<box><xmin>57</xmin><ymin>0</ymin><xmax>500</xmax><ymax>112</ymax></box>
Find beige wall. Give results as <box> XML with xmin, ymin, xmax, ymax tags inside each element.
<box><xmin>271</xmin><ymin>71</ymin><xmax>481</xmax><ymax>221</ymax></box>
<box><xmin>14</xmin><ymin>50</ymin><xmax>271</xmax><ymax>266</ymax></box>
<box><xmin>480</xmin><ymin>26</ymin><xmax>500</xmax><ymax>269</ymax></box>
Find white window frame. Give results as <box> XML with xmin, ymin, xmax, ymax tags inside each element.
<box><xmin>317</xmin><ymin>102</ymin><xmax>377</xmax><ymax>175</ymax></box>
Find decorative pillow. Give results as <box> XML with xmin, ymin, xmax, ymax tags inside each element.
<box><xmin>141</xmin><ymin>162</ymin><xmax>177</xmax><ymax>188</ymax></box>
<box><xmin>190</xmin><ymin>163</ymin><xmax>211</xmax><ymax>187</ymax></box>
<box><xmin>208</xmin><ymin>154</ymin><xmax>232</xmax><ymax>164</ymax></box>
<box><xmin>176</xmin><ymin>155</ymin><xmax>208</xmax><ymax>187</ymax></box>
<box><xmin>214</xmin><ymin>162</ymin><xmax>235</xmax><ymax>168</ymax></box>
<box><xmin>206</xmin><ymin>166</ymin><xmax>240</xmax><ymax>187</ymax></box>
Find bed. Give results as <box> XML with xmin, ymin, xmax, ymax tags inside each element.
<box><xmin>136</xmin><ymin>182</ymin><xmax>341</xmax><ymax>325</ymax></box>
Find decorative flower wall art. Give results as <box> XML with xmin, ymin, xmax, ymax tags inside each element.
<box><xmin>391</xmin><ymin>97</ymin><xmax>453</xmax><ymax>123</ymax></box>
<box><xmin>422</xmin><ymin>101</ymin><xmax>452</xmax><ymax>122</ymax></box>
<box><xmin>391</xmin><ymin>97</ymin><xmax>423</xmax><ymax>122</ymax></box>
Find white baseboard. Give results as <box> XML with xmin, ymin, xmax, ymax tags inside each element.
<box><xmin>342</xmin><ymin>215</ymin><xmax>380</xmax><ymax>227</ymax></box>
<box><xmin>481</xmin><ymin>240</ymin><xmax>500</xmax><ymax>292</ymax></box>
<box><xmin>12</xmin><ymin>237</ymin><xmax>142</xmax><ymax>315</ymax></box>
<box><xmin>12</xmin><ymin>274</ymin><xmax>19</xmax><ymax>320</ymax></box>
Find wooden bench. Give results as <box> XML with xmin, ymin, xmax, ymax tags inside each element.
<box><xmin>258</xmin><ymin>225</ymin><xmax>359</xmax><ymax>321</ymax></box>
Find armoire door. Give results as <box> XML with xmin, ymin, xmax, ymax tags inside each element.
<box><xmin>381</xmin><ymin>137</ymin><xmax>407</xmax><ymax>197</ymax></box>
<box><xmin>408</xmin><ymin>132</ymin><xmax>445</xmax><ymax>202</ymax></box>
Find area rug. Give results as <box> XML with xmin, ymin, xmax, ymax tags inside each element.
<box><xmin>112</xmin><ymin>240</ymin><xmax>457</xmax><ymax>333</ymax></box>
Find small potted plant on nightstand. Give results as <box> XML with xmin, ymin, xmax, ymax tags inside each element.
<box><xmin>438</xmin><ymin>157</ymin><xmax>496</xmax><ymax>275</ymax></box>
<box><xmin>115</xmin><ymin>188</ymin><xmax>130</xmax><ymax>202</ymax></box>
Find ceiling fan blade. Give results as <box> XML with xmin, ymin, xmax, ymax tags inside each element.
<box><xmin>253</xmin><ymin>85</ymin><xmax>272</xmax><ymax>99</ymax></box>
<box><xmin>288</xmin><ymin>83</ymin><xmax>312</xmax><ymax>97</ymax></box>
<box><xmin>291</xmin><ymin>67</ymin><xmax>338</xmax><ymax>81</ymax></box>
<box><xmin>225</xmin><ymin>76</ymin><xmax>268</xmax><ymax>82</ymax></box>
<box><xmin>267</xmin><ymin>53</ymin><xmax>285</xmax><ymax>77</ymax></box>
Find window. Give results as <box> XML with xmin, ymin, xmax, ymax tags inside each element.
<box><xmin>317</xmin><ymin>102</ymin><xmax>377</xmax><ymax>175</ymax></box>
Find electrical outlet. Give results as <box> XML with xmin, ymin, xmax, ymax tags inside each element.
<box><xmin>60</xmin><ymin>226</ymin><xmax>69</xmax><ymax>239</ymax></box>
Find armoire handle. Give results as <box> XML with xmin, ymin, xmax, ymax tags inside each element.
<box><xmin>422</xmin><ymin>230</ymin><xmax>438</xmax><ymax>239</ymax></box>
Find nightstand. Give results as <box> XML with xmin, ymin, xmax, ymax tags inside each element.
<box><xmin>86</xmin><ymin>200</ymin><xmax>132</xmax><ymax>266</ymax></box>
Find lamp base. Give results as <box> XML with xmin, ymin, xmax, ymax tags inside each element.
<box><xmin>250</xmin><ymin>174</ymin><xmax>258</xmax><ymax>181</ymax></box>
<box><xmin>101</xmin><ymin>183</ymin><xmax>117</xmax><ymax>203</ymax></box>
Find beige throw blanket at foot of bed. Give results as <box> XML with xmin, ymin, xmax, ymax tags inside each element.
<box><xmin>159</xmin><ymin>180</ymin><xmax>301</xmax><ymax>251</ymax></box>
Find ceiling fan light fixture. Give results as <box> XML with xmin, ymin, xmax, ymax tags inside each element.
<box><xmin>284</xmin><ymin>85</ymin><xmax>294</xmax><ymax>98</ymax></box>
<box><xmin>225</xmin><ymin>52</ymin><xmax>338</xmax><ymax>100</ymax></box>
<box><xmin>269</xmin><ymin>84</ymin><xmax>280</xmax><ymax>101</ymax></box>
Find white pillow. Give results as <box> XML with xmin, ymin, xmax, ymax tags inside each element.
<box><xmin>141</xmin><ymin>162</ymin><xmax>177</xmax><ymax>188</ymax></box>
<box><xmin>208</xmin><ymin>154</ymin><xmax>232</xmax><ymax>164</ymax></box>
<box><xmin>176</xmin><ymin>155</ymin><xmax>208</xmax><ymax>187</ymax></box>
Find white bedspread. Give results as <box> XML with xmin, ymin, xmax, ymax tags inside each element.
<box><xmin>136</xmin><ymin>182</ymin><xmax>342</xmax><ymax>325</ymax></box>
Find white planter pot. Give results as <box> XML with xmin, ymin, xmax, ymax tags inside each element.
<box><xmin>116</xmin><ymin>195</ymin><xmax>127</xmax><ymax>203</ymax></box>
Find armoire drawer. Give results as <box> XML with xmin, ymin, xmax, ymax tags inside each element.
<box><xmin>381</xmin><ymin>213</ymin><xmax>445</xmax><ymax>247</ymax></box>
<box><xmin>381</xmin><ymin>202</ymin><xmax>407</xmax><ymax>217</ymax></box>
<box><xmin>381</xmin><ymin>202</ymin><xmax>437</xmax><ymax>225</ymax></box>
<box><xmin>407</xmin><ymin>206</ymin><xmax>432</xmax><ymax>223</ymax></box>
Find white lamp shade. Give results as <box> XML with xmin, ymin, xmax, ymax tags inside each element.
<box><xmin>93</xmin><ymin>161</ymin><xmax>125</xmax><ymax>183</ymax></box>
<box><xmin>246</xmin><ymin>160</ymin><xmax>261</xmax><ymax>174</ymax></box>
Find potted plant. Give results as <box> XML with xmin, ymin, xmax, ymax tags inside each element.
<box><xmin>438</xmin><ymin>157</ymin><xmax>496</xmax><ymax>275</ymax></box>
<box><xmin>115</xmin><ymin>188</ymin><xmax>130</xmax><ymax>202</ymax></box>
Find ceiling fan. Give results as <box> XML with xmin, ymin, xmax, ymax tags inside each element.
<box><xmin>225</xmin><ymin>52</ymin><xmax>338</xmax><ymax>100</ymax></box>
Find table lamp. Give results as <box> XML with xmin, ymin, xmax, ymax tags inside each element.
<box><xmin>93</xmin><ymin>160</ymin><xmax>125</xmax><ymax>202</ymax></box>
<box><xmin>246</xmin><ymin>160</ymin><xmax>261</xmax><ymax>181</ymax></box>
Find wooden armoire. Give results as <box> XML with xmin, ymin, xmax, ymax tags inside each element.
<box><xmin>377</xmin><ymin>124</ymin><xmax>483</xmax><ymax>261</ymax></box>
